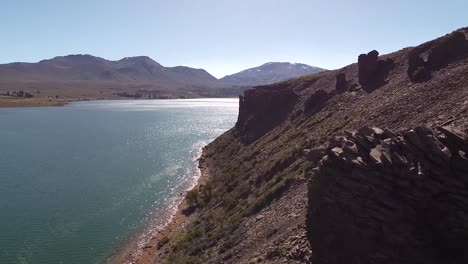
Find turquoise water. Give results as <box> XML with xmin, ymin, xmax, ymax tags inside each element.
<box><xmin>0</xmin><ymin>99</ymin><xmax>238</xmax><ymax>264</ymax></box>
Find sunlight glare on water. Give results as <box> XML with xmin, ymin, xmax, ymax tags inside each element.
<box><xmin>0</xmin><ymin>98</ymin><xmax>238</xmax><ymax>264</ymax></box>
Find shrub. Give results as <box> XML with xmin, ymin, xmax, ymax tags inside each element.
<box><xmin>186</xmin><ymin>189</ymin><xmax>201</xmax><ymax>207</ymax></box>
<box><xmin>157</xmin><ymin>236</ymin><xmax>170</xmax><ymax>249</ymax></box>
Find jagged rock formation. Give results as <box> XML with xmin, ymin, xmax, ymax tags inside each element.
<box><xmin>306</xmin><ymin>126</ymin><xmax>468</xmax><ymax>263</ymax></box>
<box><xmin>335</xmin><ymin>73</ymin><xmax>348</xmax><ymax>92</ymax></box>
<box><xmin>358</xmin><ymin>50</ymin><xmax>380</xmax><ymax>85</ymax></box>
<box><xmin>236</xmin><ymin>86</ymin><xmax>297</xmax><ymax>143</ymax></box>
<box><xmin>408</xmin><ymin>30</ymin><xmax>468</xmax><ymax>82</ymax></box>
<box><xmin>358</xmin><ymin>50</ymin><xmax>395</xmax><ymax>92</ymax></box>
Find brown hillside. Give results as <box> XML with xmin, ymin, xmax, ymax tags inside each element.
<box><xmin>150</xmin><ymin>27</ymin><xmax>468</xmax><ymax>264</ymax></box>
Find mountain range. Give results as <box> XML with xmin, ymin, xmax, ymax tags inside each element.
<box><xmin>0</xmin><ymin>55</ymin><xmax>325</xmax><ymax>103</ymax></box>
<box><xmin>0</xmin><ymin>55</ymin><xmax>218</xmax><ymax>85</ymax></box>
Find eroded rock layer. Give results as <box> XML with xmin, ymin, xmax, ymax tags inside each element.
<box><xmin>307</xmin><ymin>126</ymin><xmax>468</xmax><ymax>264</ymax></box>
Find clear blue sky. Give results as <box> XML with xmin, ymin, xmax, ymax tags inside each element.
<box><xmin>1</xmin><ymin>0</ymin><xmax>467</xmax><ymax>78</ymax></box>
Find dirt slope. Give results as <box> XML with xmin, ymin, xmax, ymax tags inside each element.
<box><xmin>153</xmin><ymin>27</ymin><xmax>468</xmax><ymax>264</ymax></box>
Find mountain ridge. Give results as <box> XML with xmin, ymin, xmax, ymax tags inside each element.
<box><xmin>0</xmin><ymin>55</ymin><xmax>323</xmax><ymax>85</ymax></box>
<box><xmin>0</xmin><ymin>55</ymin><xmax>325</xmax><ymax>105</ymax></box>
<box><xmin>0</xmin><ymin>54</ymin><xmax>218</xmax><ymax>84</ymax></box>
<box><xmin>221</xmin><ymin>62</ymin><xmax>325</xmax><ymax>86</ymax></box>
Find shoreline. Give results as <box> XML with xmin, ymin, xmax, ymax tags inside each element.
<box><xmin>107</xmin><ymin>148</ymin><xmax>209</xmax><ymax>264</ymax></box>
<box><xmin>0</xmin><ymin>96</ymin><xmax>238</xmax><ymax>108</ymax></box>
<box><xmin>0</xmin><ymin>97</ymin><xmax>70</xmax><ymax>108</ymax></box>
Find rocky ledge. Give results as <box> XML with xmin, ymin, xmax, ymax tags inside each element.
<box><xmin>236</xmin><ymin>86</ymin><xmax>297</xmax><ymax>143</ymax></box>
<box><xmin>305</xmin><ymin>126</ymin><xmax>468</xmax><ymax>264</ymax></box>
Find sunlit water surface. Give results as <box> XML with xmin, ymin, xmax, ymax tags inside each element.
<box><xmin>0</xmin><ymin>99</ymin><xmax>238</xmax><ymax>263</ymax></box>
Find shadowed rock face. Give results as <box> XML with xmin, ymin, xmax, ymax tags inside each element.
<box><xmin>335</xmin><ymin>73</ymin><xmax>348</xmax><ymax>92</ymax></box>
<box><xmin>358</xmin><ymin>50</ymin><xmax>380</xmax><ymax>85</ymax></box>
<box><xmin>303</xmin><ymin>90</ymin><xmax>332</xmax><ymax>115</ymax></box>
<box><xmin>408</xmin><ymin>31</ymin><xmax>468</xmax><ymax>82</ymax></box>
<box><xmin>358</xmin><ymin>50</ymin><xmax>395</xmax><ymax>92</ymax></box>
<box><xmin>306</xmin><ymin>126</ymin><xmax>468</xmax><ymax>264</ymax></box>
<box><xmin>236</xmin><ymin>86</ymin><xmax>298</xmax><ymax>143</ymax></box>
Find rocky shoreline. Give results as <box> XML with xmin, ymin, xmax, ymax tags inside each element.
<box><xmin>107</xmin><ymin>150</ymin><xmax>210</xmax><ymax>264</ymax></box>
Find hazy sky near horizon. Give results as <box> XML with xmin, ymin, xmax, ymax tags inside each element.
<box><xmin>1</xmin><ymin>0</ymin><xmax>467</xmax><ymax>78</ymax></box>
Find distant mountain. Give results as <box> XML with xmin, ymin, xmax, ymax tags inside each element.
<box><xmin>0</xmin><ymin>56</ymin><xmax>326</xmax><ymax>101</ymax></box>
<box><xmin>0</xmin><ymin>54</ymin><xmax>218</xmax><ymax>85</ymax></box>
<box><xmin>220</xmin><ymin>62</ymin><xmax>325</xmax><ymax>86</ymax></box>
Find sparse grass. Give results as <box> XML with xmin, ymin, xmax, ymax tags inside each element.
<box><xmin>157</xmin><ymin>236</ymin><xmax>170</xmax><ymax>249</ymax></box>
<box><xmin>246</xmin><ymin>177</ymin><xmax>294</xmax><ymax>216</ymax></box>
<box><xmin>0</xmin><ymin>96</ymin><xmax>65</xmax><ymax>107</ymax></box>
<box><xmin>167</xmin><ymin>252</ymin><xmax>201</xmax><ymax>264</ymax></box>
<box><xmin>162</xmin><ymin>129</ymin><xmax>304</xmax><ymax>261</ymax></box>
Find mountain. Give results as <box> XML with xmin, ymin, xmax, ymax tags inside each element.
<box><xmin>0</xmin><ymin>55</ymin><xmax>218</xmax><ymax>85</ymax></box>
<box><xmin>145</xmin><ymin>28</ymin><xmax>468</xmax><ymax>263</ymax></box>
<box><xmin>221</xmin><ymin>62</ymin><xmax>325</xmax><ymax>86</ymax></box>
<box><xmin>0</xmin><ymin>55</ymin><xmax>236</xmax><ymax>104</ymax></box>
<box><xmin>0</xmin><ymin>56</ymin><xmax>325</xmax><ymax>105</ymax></box>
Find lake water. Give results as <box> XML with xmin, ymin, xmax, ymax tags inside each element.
<box><xmin>0</xmin><ymin>99</ymin><xmax>238</xmax><ymax>264</ymax></box>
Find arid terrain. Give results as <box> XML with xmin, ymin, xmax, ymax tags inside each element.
<box><xmin>141</xmin><ymin>27</ymin><xmax>468</xmax><ymax>263</ymax></box>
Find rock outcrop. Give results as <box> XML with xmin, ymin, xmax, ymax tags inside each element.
<box><xmin>408</xmin><ymin>31</ymin><xmax>468</xmax><ymax>82</ymax></box>
<box><xmin>335</xmin><ymin>73</ymin><xmax>348</xmax><ymax>92</ymax></box>
<box><xmin>358</xmin><ymin>50</ymin><xmax>394</xmax><ymax>92</ymax></box>
<box><xmin>306</xmin><ymin>126</ymin><xmax>468</xmax><ymax>264</ymax></box>
<box><xmin>358</xmin><ymin>50</ymin><xmax>379</xmax><ymax>85</ymax></box>
<box><xmin>236</xmin><ymin>86</ymin><xmax>298</xmax><ymax>143</ymax></box>
<box><xmin>303</xmin><ymin>90</ymin><xmax>332</xmax><ymax>115</ymax></box>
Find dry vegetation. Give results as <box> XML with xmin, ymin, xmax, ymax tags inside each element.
<box><xmin>152</xmin><ymin>28</ymin><xmax>468</xmax><ymax>264</ymax></box>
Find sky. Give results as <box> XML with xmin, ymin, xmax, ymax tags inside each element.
<box><xmin>1</xmin><ymin>0</ymin><xmax>467</xmax><ymax>78</ymax></box>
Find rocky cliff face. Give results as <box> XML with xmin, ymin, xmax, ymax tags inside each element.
<box><xmin>236</xmin><ymin>86</ymin><xmax>298</xmax><ymax>143</ymax></box>
<box><xmin>155</xmin><ymin>28</ymin><xmax>468</xmax><ymax>264</ymax></box>
<box><xmin>408</xmin><ymin>31</ymin><xmax>468</xmax><ymax>82</ymax></box>
<box><xmin>306</xmin><ymin>126</ymin><xmax>468</xmax><ymax>264</ymax></box>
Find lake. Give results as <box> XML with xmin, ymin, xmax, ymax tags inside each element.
<box><xmin>0</xmin><ymin>99</ymin><xmax>238</xmax><ymax>263</ymax></box>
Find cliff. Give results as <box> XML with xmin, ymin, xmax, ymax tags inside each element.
<box><xmin>155</xmin><ymin>28</ymin><xmax>468</xmax><ymax>263</ymax></box>
<box><xmin>307</xmin><ymin>126</ymin><xmax>468</xmax><ymax>263</ymax></box>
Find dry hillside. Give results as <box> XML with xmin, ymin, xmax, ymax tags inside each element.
<box><xmin>153</xmin><ymin>27</ymin><xmax>468</xmax><ymax>264</ymax></box>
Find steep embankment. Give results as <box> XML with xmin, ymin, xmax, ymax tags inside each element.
<box><xmin>155</xmin><ymin>28</ymin><xmax>468</xmax><ymax>263</ymax></box>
